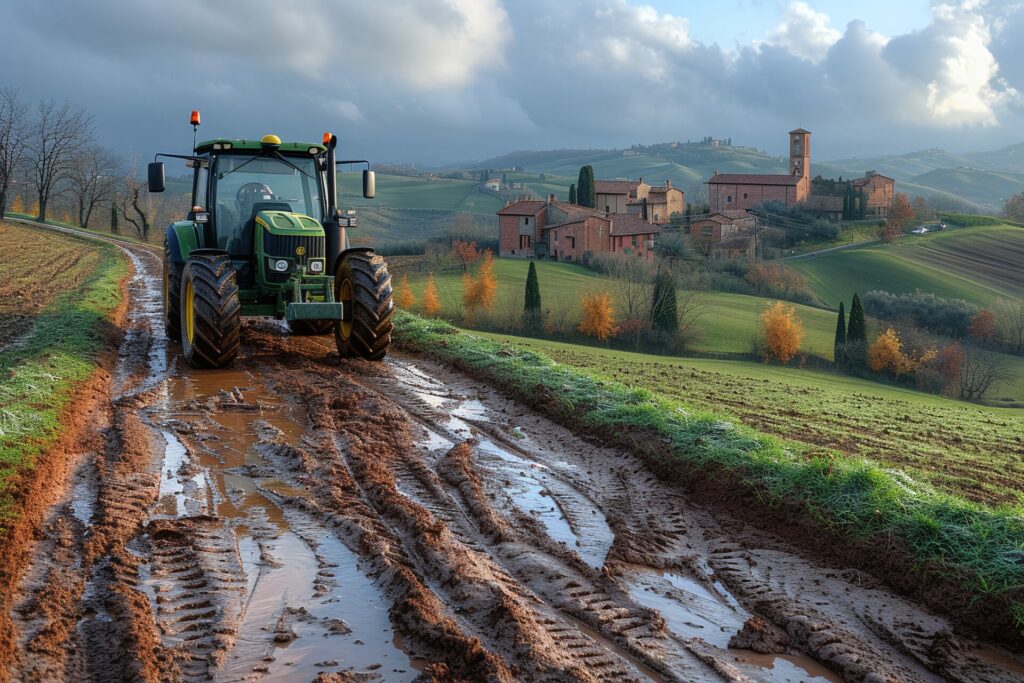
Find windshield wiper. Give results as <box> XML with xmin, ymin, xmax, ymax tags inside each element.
<box><xmin>270</xmin><ymin>150</ymin><xmax>316</xmax><ymax>180</ymax></box>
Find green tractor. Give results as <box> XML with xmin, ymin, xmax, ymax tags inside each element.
<box><xmin>148</xmin><ymin>113</ymin><xmax>392</xmax><ymax>367</ymax></box>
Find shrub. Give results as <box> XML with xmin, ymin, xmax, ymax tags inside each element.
<box><xmin>422</xmin><ymin>274</ymin><xmax>442</xmax><ymax>317</ymax></box>
<box><xmin>761</xmin><ymin>301</ymin><xmax>804</xmax><ymax>363</ymax></box>
<box><xmin>862</xmin><ymin>290</ymin><xmax>977</xmax><ymax>338</ymax></box>
<box><xmin>579</xmin><ymin>293</ymin><xmax>618</xmax><ymax>341</ymax></box>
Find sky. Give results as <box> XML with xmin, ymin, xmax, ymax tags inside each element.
<box><xmin>1</xmin><ymin>0</ymin><xmax>1022</xmax><ymax>166</ymax></box>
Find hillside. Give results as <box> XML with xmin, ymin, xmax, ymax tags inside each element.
<box><xmin>474</xmin><ymin>140</ymin><xmax>1024</xmax><ymax>212</ymax></box>
<box><xmin>790</xmin><ymin>224</ymin><xmax>1024</xmax><ymax>308</ymax></box>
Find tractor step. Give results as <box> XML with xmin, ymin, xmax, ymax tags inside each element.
<box><xmin>286</xmin><ymin>301</ymin><xmax>344</xmax><ymax>322</ymax></box>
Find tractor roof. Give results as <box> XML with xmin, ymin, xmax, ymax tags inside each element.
<box><xmin>194</xmin><ymin>138</ymin><xmax>327</xmax><ymax>154</ymax></box>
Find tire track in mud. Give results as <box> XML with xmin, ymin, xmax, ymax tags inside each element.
<box><xmin>5</xmin><ymin>227</ymin><xmax>1024</xmax><ymax>682</ymax></box>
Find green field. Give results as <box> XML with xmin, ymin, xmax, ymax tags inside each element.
<box><xmin>396</xmin><ymin>256</ymin><xmax>1024</xmax><ymax>403</ymax></box>
<box><xmin>339</xmin><ymin>173</ymin><xmax>504</xmax><ymax>214</ymax></box>
<box><xmin>792</xmin><ymin>225</ymin><xmax>1024</xmax><ymax>308</ymax></box>
<box><xmin>465</xmin><ymin>330</ymin><xmax>1024</xmax><ymax>507</ymax></box>
<box><xmin>397</xmin><ymin>257</ymin><xmax>842</xmax><ymax>356</ymax></box>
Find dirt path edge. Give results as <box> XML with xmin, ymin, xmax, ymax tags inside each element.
<box><xmin>393</xmin><ymin>324</ymin><xmax>1024</xmax><ymax>651</ymax></box>
<box><xmin>0</xmin><ymin>252</ymin><xmax>132</xmax><ymax>682</ymax></box>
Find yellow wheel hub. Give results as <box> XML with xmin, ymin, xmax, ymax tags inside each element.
<box><xmin>339</xmin><ymin>278</ymin><xmax>353</xmax><ymax>341</ymax></box>
<box><xmin>184</xmin><ymin>279</ymin><xmax>195</xmax><ymax>344</ymax></box>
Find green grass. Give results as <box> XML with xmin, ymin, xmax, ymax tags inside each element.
<box><xmin>791</xmin><ymin>225</ymin><xmax>1024</xmax><ymax>308</ymax></box>
<box><xmin>396</xmin><ymin>256</ymin><xmax>1024</xmax><ymax>401</ymax></box>
<box><xmin>465</xmin><ymin>331</ymin><xmax>1024</xmax><ymax>507</ymax></box>
<box><xmin>393</xmin><ymin>312</ymin><xmax>1024</xmax><ymax>637</ymax></box>
<box><xmin>339</xmin><ymin>173</ymin><xmax>505</xmax><ymax>214</ymax></box>
<box><xmin>0</xmin><ymin>226</ymin><xmax>127</xmax><ymax>528</ymax></box>
<box><xmin>397</xmin><ymin>257</ymin><xmax>842</xmax><ymax>357</ymax></box>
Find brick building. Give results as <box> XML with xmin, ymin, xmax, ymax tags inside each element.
<box><xmin>851</xmin><ymin>171</ymin><xmax>895</xmax><ymax>216</ymax></box>
<box><xmin>497</xmin><ymin>200</ymin><xmax>548</xmax><ymax>258</ymax></box>
<box><xmin>688</xmin><ymin>211</ymin><xmax>756</xmax><ymax>253</ymax></box>
<box><xmin>595</xmin><ymin>179</ymin><xmax>648</xmax><ymax>215</ymax></box>
<box><xmin>594</xmin><ymin>178</ymin><xmax>684</xmax><ymax>224</ymax></box>
<box><xmin>706</xmin><ymin>129</ymin><xmax>811</xmax><ymax>213</ymax></box>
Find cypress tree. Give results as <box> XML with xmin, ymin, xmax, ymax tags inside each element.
<box><xmin>110</xmin><ymin>202</ymin><xmax>119</xmax><ymax>235</ymax></box>
<box><xmin>568</xmin><ymin>184</ymin><xmax>576</xmax><ymax>205</ymax></box>
<box><xmin>524</xmin><ymin>260</ymin><xmax>542</xmax><ymax>333</ymax></box>
<box><xmin>650</xmin><ymin>270</ymin><xmax>678</xmax><ymax>335</ymax></box>
<box><xmin>846</xmin><ymin>293</ymin><xmax>867</xmax><ymax>367</ymax></box>
<box><xmin>577</xmin><ymin>165</ymin><xmax>596</xmax><ymax>208</ymax></box>
<box><xmin>833</xmin><ymin>301</ymin><xmax>846</xmax><ymax>366</ymax></box>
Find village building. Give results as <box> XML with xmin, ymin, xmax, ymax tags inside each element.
<box><xmin>595</xmin><ymin>179</ymin><xmax>649</xmax><ymax>215</ymax></box>
<box><xmin>483</xmin><ymin>178</ymin><xmax>502</xmax><ymax>191</ymax></box>
<box><xmin>688</xmin><ymin>210</ymin><xmax>756</xmax><ymax>253</ymax></box>
<box><xmin>497</xmin><ymin>199</ymin><xmax>548</xmax><ymax>258</ymax></box>
<box><xmin>803</xmin><ymin>195</ymin><xmax>844</xmax><ymax>221</ymax></box>
<box><xmin>627</xmin><ymin>180</ymin><xmax>685</xmax><ymax>224</ymax></box>
<box><xmin>706</xmin><ymin>129</ymin><xmax>811</xmax><ymax>213</ymax></box>
<box><xmin>851</xmin><ymin>171</ymin><xmax>895</xmax><ymax>216</ymax></box>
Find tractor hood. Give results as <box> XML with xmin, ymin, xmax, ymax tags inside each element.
<box><xmin>253</xmin><ymin>210</ymin><xmax>325</xmax><ymax>237</ymax></box>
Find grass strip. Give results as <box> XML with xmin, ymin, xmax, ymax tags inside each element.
<box><xmin>393</xmin><ymin>311</ymin><xmax>1024</xmax><ymax>638</ymax></box>
<box><xmin>0</xmin><ymin>233</ymin><xmax>127</xmax><ymax>527</ymax></box>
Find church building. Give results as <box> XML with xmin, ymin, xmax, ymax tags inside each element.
<box><xmin>706</xmin><ymin>129</ymin><xmax>811</xmax><ymax>213</ymax></box>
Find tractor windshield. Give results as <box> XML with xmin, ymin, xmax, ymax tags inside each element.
<box><xmin>212</xmin><ymin>154</ymin><xmax>324</xmax><ymax>255</ymax></box>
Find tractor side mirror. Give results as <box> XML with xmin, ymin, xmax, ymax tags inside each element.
<box><xmin>147</xmin><ymin>162</ymin><xmax>166</xmax><ymax>193</ymax></box>
<box><xmin>362</xmin><ymin>170</ymin><xmax>375</xmax><ymax>199</ymax></box>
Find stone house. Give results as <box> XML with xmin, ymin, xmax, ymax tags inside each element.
<box><xmin>688</xmin><ymin>210</ymin><xmax>756</xmax><ymax>253</ymax></box>
<box><xmin>851</xmin><ymin>171</ymin><xmax>895</xmax><ymax>216</ymax></box>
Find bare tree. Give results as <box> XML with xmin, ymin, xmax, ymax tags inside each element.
<box><xmin>0</xmin><ymin>87</ymin><xmax>29</xmax><ymax>220</ymax></box>
<box><xmin>958</xmin><ymin>346</ymin><xmax>1009</xmax><ymax>401</ymax></box>
<box><xmin>27</xmin><ymin>99</ymin><xmax>94</xmax><ymax>221</ymax></box>
<box><xmin>120</xmin><ymin>166</ymin><xmax>155</xmax><ymax>240</ymax></box>
<box><xmin>68</xmin><ymin>144</ymin><xmax>119</xmax><ymax>228</ymax></box>
<box><xmin>604</xmin><ymin>254</ymin><xmax>653</xmax><ymax>321</ymax></box>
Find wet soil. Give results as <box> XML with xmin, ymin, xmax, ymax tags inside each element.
<box><xmin>4</xmin><ymin>229</ymin><xmax>1024</xmax><ymax>682</ymax></box>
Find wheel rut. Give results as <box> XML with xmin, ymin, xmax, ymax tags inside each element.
<box><xmin>5</xmin><ymin>232</ymin><xmax>1024</xmax><ymax>682</ymax></box>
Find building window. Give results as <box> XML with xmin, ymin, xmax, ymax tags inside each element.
<box><xmin>525</xmin><ymin>216</ymin><xmax>530</xmax><ymax>225</ymax></box>
<box><xmin>727</xmin><ymin>195</ymin><xmax>732</xmax><ymax>203</ymax></box>
<box><xmin>605</xmin><ymin>205</ymin><xmax>610</xmax><ymax>214</ymax></box>
<box><xmin>631</xmin><ymin>236</ymin><xmax>638</xmax><ymax>246</ymax></box>
<box><xmin>567</xmin><ymin>236</ymin><xmax>575</xmax><ymax>249</ymax></box>
<box><xmin>742</xmin><ymin>193</ymin><xmax>748</xmax><ymax>200</ymax></box>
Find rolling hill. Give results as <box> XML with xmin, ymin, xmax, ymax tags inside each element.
<box><xmin>790</xmin><ymin>224</ymin><xmax>1024</xmax><ymax>308</ymax></box>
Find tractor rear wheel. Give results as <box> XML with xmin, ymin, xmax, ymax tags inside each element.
<box><xmin>287</xmin><ymin>319</ymin><xmax>335</xmax><ymax>336</ymax></box>
<box><xmin>164</xmin><ymin>238</ymin><xmax>183</xmax><ymax>342</ymax></box>
<box><xmin>180</xmin><ymin>254</ymin><xmax>241</xmax><ymax>368</ymax></box>
<box><xmin>334</xmin><ymin>251</ymin><xmax>393</xmax><ymax>361</ymax></box>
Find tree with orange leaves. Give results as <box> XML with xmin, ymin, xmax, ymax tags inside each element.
<box><xmin>968</xmin><ymin>308</ymin><xmax>996</xmax><ymax>342</ymax></box>
<box><xmin>396</xmin><ymin>273</ymin><xmax>415</xmax><ymax>310</ymax></box>
<box><xmin>422</xmin><ymin>274</ymin><xmax>442</xmax><ymax>317</ymax></box>
<box><xmin>868</xmin><ymin>327</ymin><xmax>914</xmax><ymax>376</ymax></box>
<box><xmin>463</xmin><ymin>250</ymin><xmax>497</xmax><ymax>317</ymax></box>
<box><xmin>880</xmin><ymin>193</ymin><xmax>914</xmax><ymax>243</ymax></box>
<box><xmin>578</xmin><ymin>292</ymin><xmax>618</xmax><ymax>341</ymax></box>
<box><xmin>761</xmin><ymin>301</ymin><xmax>804</xmax><ymax>363</ymax></box>
<box><xmin>452</xmin><ymin>239</ymin><xmax>481</xmax><ymax>272</ymax></box>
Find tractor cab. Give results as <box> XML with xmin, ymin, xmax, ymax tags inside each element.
<box><xmin>149</xmin><ymin>114</ymin><xmax>393</xmax><ymax>368</ymax></box>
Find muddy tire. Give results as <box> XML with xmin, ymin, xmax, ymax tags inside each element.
<box><xmin>180</xmin><ymin>254</ymin><xmax>241</xmax><ymax>368</ymax></box>
<box><xmin>164</xmin><ymin>239</ymin><xmax>184</xmax><ymax>343</ymax></box>
<box><xmin>335</xmin><ymin>250</ymin><xmax>393</xmax><ymax>361</ymax></box>
<box><xmin>287</xmin><ymin>319</ymin><xmax>335</xmax><ymax>336</ymax></box>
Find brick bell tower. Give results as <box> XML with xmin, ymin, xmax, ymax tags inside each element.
<box><xmin>789</xmin><ymin>128</ymin><xmax>811</xmax><ymax>201</ymax></box>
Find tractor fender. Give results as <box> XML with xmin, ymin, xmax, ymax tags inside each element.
<box><xmin>166</xmin><ymin>221</ymin><xmax>204</xmax><ymax>263</ymax></box>
<box><xmin>333</xmin><ymin>247</ymin><xmax>376</xmax><ymax>275</ymax></box>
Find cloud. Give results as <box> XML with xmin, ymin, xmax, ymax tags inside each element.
<box><xmin>762</xmin><ymin>2</ymin><xmax>841</xmax><ymax>62</ymax></box>
<box><xmin>0</xmin><ymin>0</ymin><xmax>1022</xmax><ymax>164</ymax></box>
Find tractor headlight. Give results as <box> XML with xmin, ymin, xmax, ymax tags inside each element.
<box><xmin>309</xmin><ymin>260</ymin><xmax>323</xmax><ymax>273</ymax></box>
<box><xmin>273</xmin><ymin>259</ymin><xmax>289</xmax><ymax>272</ymax></box>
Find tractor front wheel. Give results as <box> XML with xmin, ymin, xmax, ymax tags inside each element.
<box><xmin>180</xmin><ymin>254</ymin><xmax>241</xmax><ymax>368</ymax></box>
<box><xmin>334</xmin><ymin>251</ymin><xmax>393</xmax><ymax>361</ymax></box>
<box><xmin>164</xmin><ymin>238</ymin><xmax>184</xmax><ymax>342</ymax></box>
<box><xmin>287</xmin><ymin>319</ymin><xmax>335</xmax><ymax>336</ymax></box>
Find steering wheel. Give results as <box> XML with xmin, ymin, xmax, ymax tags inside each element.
<box><xmin>236</xmin><ymin>182</ymin><xmax>273</xmax><ymax>206</ymax></box>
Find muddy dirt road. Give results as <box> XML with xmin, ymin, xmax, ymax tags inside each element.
<box><xmin>6</xmin><ymin>230</ymin><xmax>1024</xmax><ymax>682</ymax></box>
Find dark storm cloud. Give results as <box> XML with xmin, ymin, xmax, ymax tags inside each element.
<box><xmin>0</xmin><ymin>0</ymin><xmax>1020</xmax><ymax>165</ymax></box>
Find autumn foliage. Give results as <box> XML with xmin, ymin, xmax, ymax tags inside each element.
<box><xmin>452</xmin><ymin>240</ymin><xmax>481</xmax><ymax>272</ymax></box>
<box><xmin>422</xmin><ymin>274</ymin><xmax>442</xmax><ymax>317</ymax></box>
<box><xmin>868</xmin><ymin>326</ymin><xmax>938</xmax><ymax>378</ymax></box>
<box><xmin>462</xmin><ymin>250</ymin><xmax>498</xmax><ymax>317</ymax></box>
<box><xmin>578</xmin><ymin>292</ymin><xmax>618</xmax><ymax>341</ymax></box>
<box><xmin>396</xmin><ymin>273</ymin><xmax>415</xmax><ymax>310</ymax></box>
<box><xmin>968</xmin><ymin>308</ymin><xmax>996</xmax><ymax>342</ymax></box>
<box><xmin>761</xmin><ymin>301</ymin><xmax>804</xmax><ymax>363</ymax></box>
<box><xmin>881</xmin><ymin>193</ymin><xmax>915</xmax><ymax>242</ymax></box>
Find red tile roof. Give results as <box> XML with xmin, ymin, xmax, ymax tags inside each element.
<box><xmin>497</xmin><ymin>200</ymin><xmax>546</xmax><ymax>216</ymax></box>
<box><xmin>594</xmin><ymin>180</ymin><xmax>643</xmax><ymax>195</ymax></box>
<box><xmin>706</xmin><ymin>173</ymin><xmax>799</xmax><ymax>186</ymax></box>
<box><xmin>609</xmin><ymin>215</ymin><xmax>661</xmax><ymax>236</ymax></box>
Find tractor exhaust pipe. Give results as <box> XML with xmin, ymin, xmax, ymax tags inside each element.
<box><xmin>324</xmin><ymin>133</ymin><xmax>343</xmax><ymax>270</ymax></box>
